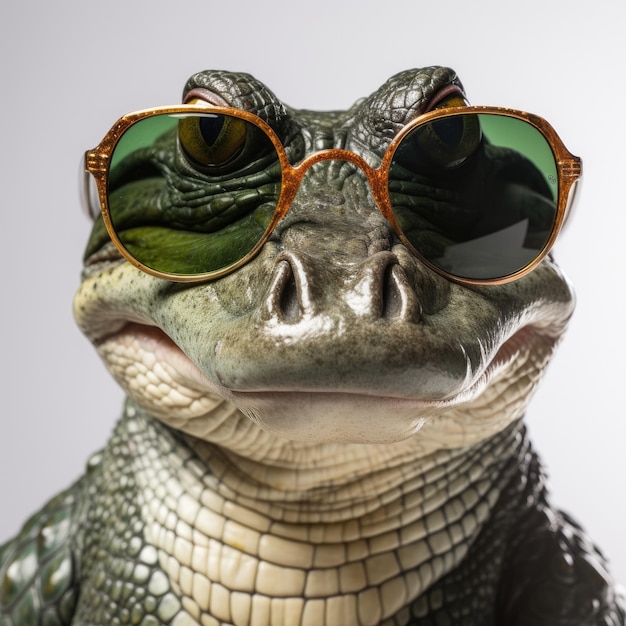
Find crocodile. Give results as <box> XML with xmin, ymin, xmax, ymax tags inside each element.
<box><xmin>1</xmin><ymin>66</ymin><xmax>624</xmax><ymax>625</ymax></box>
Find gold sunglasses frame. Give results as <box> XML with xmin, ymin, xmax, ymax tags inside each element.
<box><xmin>84</xmin><ymin>103</ymin><xmax>582</xmax><ymax>286</ymax></box>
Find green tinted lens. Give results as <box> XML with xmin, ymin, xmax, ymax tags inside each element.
<box><xmin>106</xmin><ymin>112</ymin><xmax>281</xmax><ymax>276</ymax></box>
<box><xmin>388</xmin><ymin>113</ymin><xmax>558</xmax><ymax>280</ymax></box>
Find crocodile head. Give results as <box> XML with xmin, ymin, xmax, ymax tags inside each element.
<box><xmin>74</xmin><ymin>67</ymin><xmax>576</xmax><ymax>449</ymax></box>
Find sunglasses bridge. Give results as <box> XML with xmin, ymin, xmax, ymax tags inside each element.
<box><xmin>262</xmin><ymin>147</ymin><xmax>399</xmax><ymax>235</ymax></box>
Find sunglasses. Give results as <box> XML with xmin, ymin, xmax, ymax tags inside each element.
<box><xmin>82</xmin><ymin>102</ymin><xmax>581</xmax><ymax>285</ymax></box>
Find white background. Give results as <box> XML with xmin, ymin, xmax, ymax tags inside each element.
<box><xmin>1</xmin><ymin>0</ymin><xmax>624</xmax><ymax>586</ymax></box>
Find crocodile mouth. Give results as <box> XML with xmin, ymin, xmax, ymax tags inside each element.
<box><xmin>97</xmin><ymin>318</ymin><xmax>549</xmax><ymax>396</ymax></box>
<box><xmin>96</xmin><ymin>320</ymin><xmax>458</xmax><ymax>400</ymax></box>
<box><xmin>95</xmin><ymin>322</ymin><xmax>220</xmax><ymax>392</ymax></box>
<box><xmin>94</xmin><ymin>317</ymin><xmax>554</xmax><ymax>444</ymax></box>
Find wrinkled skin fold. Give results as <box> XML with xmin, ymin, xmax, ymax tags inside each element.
<box><xmin>1</xmin><ymin>67</ymin><xmax>624</xmax><ymax>625</ymax></box>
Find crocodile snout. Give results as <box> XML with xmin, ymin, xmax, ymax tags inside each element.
<box><xmin>264</xmin><ymin>250</ymin><xmax>423</xmax><ymax>326</ymax></box>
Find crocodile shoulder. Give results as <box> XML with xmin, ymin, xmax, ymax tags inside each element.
<box><xmin>0</xmin><ymin>479</ymin><xmax>84</xmax><ymax>624</ymax></box>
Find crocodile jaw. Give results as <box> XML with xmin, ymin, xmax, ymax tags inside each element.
<box><xmin>94</xmin><ymin>328</ymin><xmax>558</xmax><ymax>449</ymax></box>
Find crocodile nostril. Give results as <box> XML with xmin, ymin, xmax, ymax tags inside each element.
<box><xmin>263</xmin><ymin>255</ymin><xmax>314</xmax><ymax>324</ymax></box>
<box><xmin>382</xmin><ymin>263</ymin><xmax>403</xmax><ymax>320</ymax></box>
<box><xmin>381</xmin><ymin>262</ymin><xmax>422</xmax><ymax>322</ymax></box>
<box><xmin>278</xmin><ymin>262</ymin><xmax>300</xmax><ymax>322</ymax></box>
<box><xmin>349</xmin><ymin>253</ymin><xmax>422</xmax><ymax>323</ymax></box>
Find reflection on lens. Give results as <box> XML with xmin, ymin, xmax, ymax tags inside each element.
<box><xmin>106</xmin><ymin>112</ymin><xmax>281</xmax><ymax>276</ymax></box>
<box><xmin>388</xmin><ymin>113</ymin><xmax>558</xmax><ymax>280</ymax></box>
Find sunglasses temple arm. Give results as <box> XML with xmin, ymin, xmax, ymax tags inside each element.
<box><xmin>79</xmin><ymin>154</ymin><xmax>100</xmax><ymax>222</ymax></box>
<box><xmin>561</xmin><ymin>176</ymin><xmax>582</xmax><ymax>232</ymax></box>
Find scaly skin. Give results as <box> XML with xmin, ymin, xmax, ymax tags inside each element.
<box><xmin>1</xmin><ymin>67</ymin><xmax>624</xmax><ymax>625</ymax></box>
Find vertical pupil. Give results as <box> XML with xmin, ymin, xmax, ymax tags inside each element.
<box><xmin>199</xmin><ymin>115</ymin><xmax>226</xmax><ymax>146</ymax></box>
<box><xmin>431</xmin><ymin>118</ymin><xmax>464</xmax><ymax>146</ymax></box>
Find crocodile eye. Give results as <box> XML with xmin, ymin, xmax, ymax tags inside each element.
<box><xmin>433</xmin><ymin>94</ymin><xmax>467</xmax><ymax>110</ymax></box>
<box><xmin>178</xmin><ymin>112</ymin><xmax>248</xmax><ymax>169</ymax></box>
<box><xmin>418</xmin><ymin>114</ymin><xmax>481</xmax><ymax>169</ymax></box>
<box><xmin>395</xmin><ymin>95</ymin><xmax>482</xmax><ymax>172</ymax></box>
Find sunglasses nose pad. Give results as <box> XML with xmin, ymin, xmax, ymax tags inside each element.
<box><xmin>80</xmin><ymin>161</ymin><xmax>101</xmax><ymax>221</ymax></box>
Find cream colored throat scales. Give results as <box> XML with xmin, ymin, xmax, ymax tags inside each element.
<box><xmin>118</xmin><ymin>403</ymin><xmax>522</xmax><ymax>626</ymax></box>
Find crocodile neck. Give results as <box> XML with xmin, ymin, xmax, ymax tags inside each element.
<box><xmin>100</xmin><ymin>400</ymin><xmax>528</xmax><ymax>625</ymax></box>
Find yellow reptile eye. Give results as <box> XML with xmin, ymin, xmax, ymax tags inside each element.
<box><xmin>433</xmin><ymin>94</ymin><xmax>467</xmax><ymax>110</ymax></box>
<box><xmin>412</xmin><ymin>96</ymin><xmax>482</xmax><ymax>170</ymax></box>
<box><xmin>390</xmin><ymin>94</ymin><xmax>481</xmax><ymax>173</ymax></box>
<box><xmin>178</xmin><ymin>109</ymin><xmax>248</xmax><ymax>168</ymax></box>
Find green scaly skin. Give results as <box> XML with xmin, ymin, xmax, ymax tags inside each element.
<box><xmin>1</xmin><ymin>67</ymin><xmax>624</xmax><ymax>625</ymax></box>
